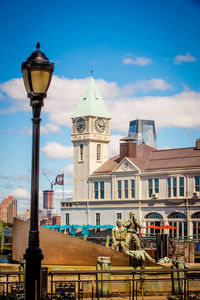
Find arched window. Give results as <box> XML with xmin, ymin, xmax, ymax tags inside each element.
<box><xmin>146</xmin><ymin>212</ymin><xmax>163</xmax><ymax>219</ymax></box>
<box><xmin>80</xmin><ymin>144</ymin><xmax>83</xmax><ymax>161</ymax></box>
<box><xmin>168</xmin><ymin>212</ymin><xmax>187</xmax><ymax>238</ymax></box>
<box><xmin>168</xmin><ymin>212</ymin><xmax>186</xmax><ymax>219</ymax></box>
<box><xmin>191</xmin><ymin>211</ymin><xmax>200</xmax><ymax>239</ymax></box>
<box><xmin>97</xmin><ymin>144</ymin><xmax>101</xmax><ymax>161</ymax></box>
<box><xmin>145</xmin><ymin>212</ymin><xmax>163</xmax><ymax>236</ymax></box>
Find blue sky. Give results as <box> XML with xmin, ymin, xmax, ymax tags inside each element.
<box><xmin>0</xmin><ymin>0</ymin><xmax>200</xmax><ymax>212</ymax></box>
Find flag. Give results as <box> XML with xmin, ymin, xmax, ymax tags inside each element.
<box><xmin>55</xmin><ymin>174</ymin><xmax>64</xmax><ymax>185</ymax></box>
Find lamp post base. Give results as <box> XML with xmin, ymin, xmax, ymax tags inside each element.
<box><xmin>24</xmin><ymin>247</ymin><xmax>44</xmax><ymax>300</ymax></box>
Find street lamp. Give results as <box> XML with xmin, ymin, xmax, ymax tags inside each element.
<box><xmin>22</xmin><ymin>43</ymin><xmax>54</xmax><ymax>300</ymax></box>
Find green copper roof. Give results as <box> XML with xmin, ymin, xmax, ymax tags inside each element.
<box><xmin>72</xmin><ymin>76</ymin><xmax>111</xmax><ymax>118</ymax></box>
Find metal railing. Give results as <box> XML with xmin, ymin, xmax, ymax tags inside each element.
<box><xmin>0</xmin><ymin>268</ymin><xmax>200</xmax><ymax>299</ymax></box>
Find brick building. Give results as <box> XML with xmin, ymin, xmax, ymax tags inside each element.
<box><xmin>0</xmin><ymin>196</ymin><xmax>17</xmax><ymax>224</ymax></box>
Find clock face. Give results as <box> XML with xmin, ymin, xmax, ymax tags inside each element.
<box><xmin>94</xmin><ymin>118</ymin><xmax>106</xmax><ymax>133</ymax></box>
<box><xmin>76</xmin><ymin>118</ymin><xmax>86</xmax><ymax>133</ymax></box>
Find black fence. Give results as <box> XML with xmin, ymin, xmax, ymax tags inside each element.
<box><xmin>0</xmin><ymin>268</ymin><xmax>200</xmax><ymax>299</ymax></box>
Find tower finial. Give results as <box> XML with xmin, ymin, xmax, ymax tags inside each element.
<box><xmin>90</xmin><ymin>68</ymin><xmax>93</xmax><ymax>77</ymax></box>
<box><xmin>36</xmin><ymin>42</ymin><xmax>40</xmax><ymax>50</ymax></box>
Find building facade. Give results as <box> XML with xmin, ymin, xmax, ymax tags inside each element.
<box><xmin>61</xmin><ymin>76</ymin><xmax>200</xmax><ymax>238</ymax></box>
<box><xmin>0</xmin><ymin>196</ymin><xmax>17</xmax><ymax>224</ymax></box>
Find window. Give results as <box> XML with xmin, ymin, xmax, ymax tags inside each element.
<box><xmin>66</xmin><ymin>213</ymin><xmax>70</xmax><ymax>225</ymax></box>
<box><xmin>97</xmin><ymin>144</ymin><xmax>101</xmax><ymax>161</ymax></box>
<box><xmin>168</xmin><ymin>176</ymin><xmax>185</xmax><ymax>197</ymax></box>
<box><xmin>168</xmin><ymin>212</ymin><xmax>187</xmax><ymax>238</ymax></box>
<box><xmin>168</xmin><ymin>177</ymin><xmax>171</xmax><ymax>197</ymax></box>
<box><xmin>154</xmin><ymin>178</ymin><xmax>159</xmax><ymax>193</ymax></box>
<box><xmin>96</xmin><ymin>213</ymin><xmax>100</xmax><ymax>225</ymax></box>
<box><xmin>80</xmin><ymin>144</ymin><xmax>83</xmax><ymax>161</ymax></box>
<box><xmin>192</xmin><ymin>212</ymin><xmax>200</xmax><ymax>239</ymax></box>
<box><xmin>124</xmin><ymin>180</ymin><xmax>128</xmax><ymax>198</ymax></box>
<box><xmin>118</xmin><ymin>180</ymin><xmax>122</xmax><ymax>199</ymax></box>
<box><xmin>100</xmin><ymin>181</ymin><xmax>104</xmax><ymax>199</ymax></box>
<box><xmin>148</xmin><ymin>178</ymin><xmax>159</xmax><ymax>197</ymax></box>
<box><xmin>94</xmin><ymin>181</ymin><xmax>104</xmax><ymax>199</ymax></box>
<box><xmin>131</xmin><ymin>180</ymin><xmax>135</xmax><ymax>198</ymax></box>
<box><xmin>173</xmin><ymin>177</ymin><xmax>177</xmax><ymax>197</ymax></box>
<box><xmin>179</xmin><ymin>177</ymin><xmax>184</xmax><ymax>196</ymax></box>
<box><xmin>148</xmin><ymin>179</ymin><xmax>153</xmax><ymax>197</ymax></box>
<box><xmin>94</xmin><ymin>182</ymin><xmax>98</xmax><ymax>199</ymax></box>
<box><xmin>145</xmin><ymin>212</ymin><xmax>163</xmax><ymax>236</ymax></box>
<box><xmin>195</xmin><ymin>176</ymin><xmax>200</xmax><ymax>192</ymax></box>
<box><xmin>146</xmin><ymin>212</ymin><xmax>163</xmax><ymax>219</ymax></box>
<box><xmin>117</xmin><ymin>213</ymin><xmax>122</xmax><ymax>220</ymax></box>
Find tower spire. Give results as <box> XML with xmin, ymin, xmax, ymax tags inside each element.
<box><xmin>72</xmin><ymin>76</ymin><xmax>110</xmax><ymax>119</ymax></box>
<box><xmin>90</xmin><ymin>68</ymin><xmax>93</xmax><ymax>77</ymax></box>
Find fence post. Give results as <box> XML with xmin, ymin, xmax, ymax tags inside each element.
<box><xmin>172</xmin><ymin>257</ymin><xmax>185</xmax><ymax>296</ymax></box>
<box><xmin>41</xmin><ymin>267</ymin><xmax>48</xmax><ymax>299</ymax></box>
<box><xmin>132</xmin><ymin>272</ymin><xmax>135</xmax><ymax>300</ymax></box>
<box><xmin>97</xmin><ymin>256</ymin><xmax>111</xmax><ymax>297</ymax></box>
<box><xmin>184</xmin><ymin>241</ymin><xmax>195</xmax><ymax>263</ymax></box>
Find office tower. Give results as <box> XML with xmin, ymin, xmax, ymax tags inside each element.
<box><xmin>128</xmin><ymin>119</ymin><xmax>157</xmax><ymax>149</ymax></box>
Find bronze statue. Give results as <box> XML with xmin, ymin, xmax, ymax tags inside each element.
<box><xmin>111</xmin><ymin>219</ymin><xmax>128</xmax><ymax>252</ymax></box>
<box><xmin>126</xmin><ymin>249</ymin><xmax>155</xmax><ymax>268</ymax></box>
<box><xmin>124</xmin><ymin>211</ymin><xmax>141</xmax><ymax>250</ymax></box>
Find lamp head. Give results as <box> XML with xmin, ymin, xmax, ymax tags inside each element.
<box><xmin>22</xmin><ymin>43</ymin><xmax>54</xmax><ymax>101</ymax></box>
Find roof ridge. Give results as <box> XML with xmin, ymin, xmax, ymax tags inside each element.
<box><xmin>153</xmin><ymin>147</ymin><xmax>194</xmax><ymax>152</ymax></box>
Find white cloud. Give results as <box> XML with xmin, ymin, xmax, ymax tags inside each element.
<box><xmin>20</xmin><ymin>126</ymin><xmax>32</xmax><ymax>136</ymax></box>
<box><xmin>122</xmin><ymin>79</ymin><xmax>172</xmax><ymax>95</ymax></box>
<box><xmin>1</xmin><ymin>75</ymin><xmax>200</xmax><ymax>134</ymax></box>
<box><xmin>109</xmin><ymin>134</ymin><xmax>124</xmax><ymax>157</ymax></box>
<box><xmin>64</xmin><ymin>164</ymin><xmax>73</xmax><ymax>177</ymax></box>
<box><xmin>12</xmin><ymin>188</ymin><xmax>30</xmax><ymax>199</ymax></box>
<box><xmin>174</xmin><ymin>53</ymin><xmax>197</xmax><ymax>65</ymax></box>
<box><xmin>43</xmin><ymin>76</ymin><xmax>120</xmax><ymax>125</ymax></box>
<box><xmin>41</xmin><ymin>123</ymin><xmax>60</xmax><ymax>135</ymax></box>
<box><xmin>123</xmin><ymin>56</ymin><xmax>152</xmax><ymax>66</ymax></box>
<box><xmin>0</xmin><ymin>78</ymin><xmax>26</xmax><ymax>100</ymax></box>
<box><xmin>108</xmin><ymin>90</ymin><xmax>200</xmax><ymax>132</ymax></box>
<box><xmin>12</xmin><ymin>175</ymin><xmax>30</xmax><ymax>181</ymax></box>
<box><xmin>0</xmin><ymin>78</ymin><xmax>29</xmax><ymax>115</ymax></box>
<box><xmin>41</xmin><ymin>142</ymin><xmax>73</xmax><ymax>159</ymax></box>
<box><xmin>140</xmin><ymin>79</ymin><xmax>172</xmax><ymax>91</ymax></box>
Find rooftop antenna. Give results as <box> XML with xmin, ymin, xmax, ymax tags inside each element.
<box><xmin>42</xmin><ymin>172</ymin><xmax>54</xmax><ymax>190</ymax></box>
<box><xmin>184</xmin><ymin>128</ymin><xmax>195</xmax><ymax>147</ymax></box>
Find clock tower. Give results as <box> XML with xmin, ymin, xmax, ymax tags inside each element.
<box><xmin>71</xmin><ymin>75</ymin><xmax>111</xmax><ymax>201</ymax></box>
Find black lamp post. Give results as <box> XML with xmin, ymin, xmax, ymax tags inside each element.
<box><xmin>22</xmin><ymin>43</ymin><xmax>54</xmax><ymax>300</ymax></box>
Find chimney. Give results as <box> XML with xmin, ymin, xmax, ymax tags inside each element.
<box><xmin>196</xmin><ymin>139</ymin><xmax>200</xmax><ymax>150</ymax></box>
<box><xmin>120</xmin><ymin>137</ymin><xmax>136</xmax><ymax>161</ymax></box>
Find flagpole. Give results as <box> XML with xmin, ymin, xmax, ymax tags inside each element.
<box><xmin>62</xmin><ymin>169</ymin><xmax>64</xmax><ymax>202</ymax></box>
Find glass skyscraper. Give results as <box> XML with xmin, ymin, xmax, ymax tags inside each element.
<box><xmin>128</xmin><ymin>119</ymin><xmax>157</xmax><ymax>149</ymax></box>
